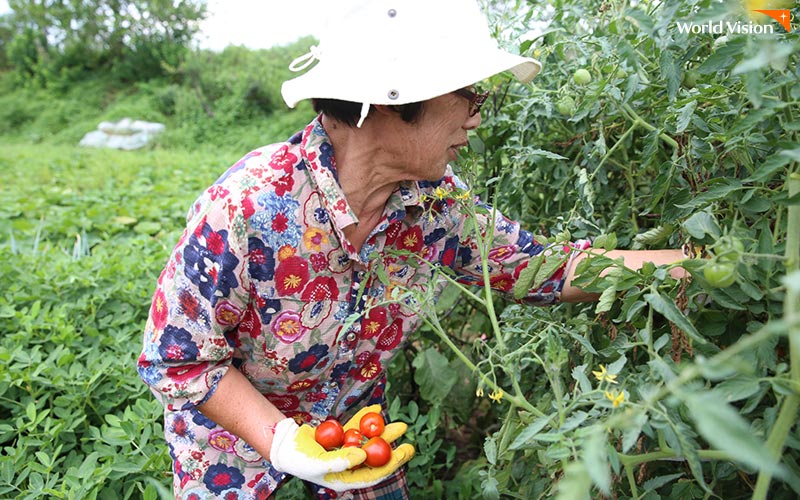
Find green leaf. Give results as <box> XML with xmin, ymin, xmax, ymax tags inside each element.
<box><xmin>582</xmin><ymin>427</ymin><xmax>611</xmax><ymax>494</ymax></box>
<box><xmin>595</xmin><ymin>285</ymin><xmax>617</xmax><ymax>314</ymax></box>
<box><xmin>517</xmin><ymin>147</ymin><xmax>569</xmax><ymax>161</ymax></box>
<box><xmin>676</xmin><ymin>100</ymin><xmax>696</xmax><ymax>133</ymax></box>
<box><xmin>675</xmin><ymin>180</ymin><xmax>743</xmax><ymax>209</ymax></box>
<box><xmin>484</xmin><ymin>436</ymin><xmax>497</xmax><ymax>466</ymax></box>
<box><xmin>622</xmin><ymin>411</ymin><xmax>648</xmax><ymax>453</ymax></box>
<box><xmin>744</xmin><ymin>149</ymin><xmax>796</xmax><ymax>183</ymax></box>
<box><xmin>560</xmin><ymin>411</ymin><xmax>590</xmax><ymax>432</ymax></box>
<box><xmin>644</xmin><ymin>292</ymin><xmax>706</xmax><ymax>344</ymax></box>
<box><xmin>681</xmin><ymin>211</ymin><xmax>720</xmax><ymax>239</ymax></box>
<box><xmin>685</xmin><ymin>393</ymin><xmax>782</xmax><ymax>475</ymax></box>
<box><xmin>513</xmin><ymin>253</ymin><xmax>543</xmax><ymax>299</ymax></box>
<box><xmin>733</xmin><ymin>43</ymin><xmax>795</xmax><ymax>75</ymax></box>
<box><xmin>509</xmin><ymin>417</ymin><xmax>551</xmax><ymax>450</ymax></box>
<box><xmin>412</xmin><ymin>348</ymin><xmax>458</xmax><ymax>404</ymax></box>
<box><xmin>133</xmin><ymin>221</ymin><xmax>161</xmax><ymax>235</ymax></box>
<box><xmin>374</xmin><ymin>263</ymin><xmax>390</xmax><ymax>286</ymax></box>
<box><xmin>34</xmin><ymin>451</ymin><xmax>50</xmax><ymax>468</ymax></box>
<box><xmin>643</xmin><ymin>472</ymin><xmax>685</xmax><ymax>492</ymax></box>
<box><xmin>743</xmin><ymin>70</ymin><xmax>763</xmax><ymax>108</ymax></box>
<box><xmin>607</xmin><ymin>356</ymin><xmax>627</xmax><ymax>375</ymax></box>
<box><xmin>25</xmin><ymin>402</ymin><xmax>36</xmax><ymax>423</ymax></box>
<box><xmin>481</xmin><ymin>474</ymin><xmax>500</xmax><ymax>500</ymax></box>
<box><xmin>555</xmin><ymin>462</ymin><xmax>592</xmax><ymax>500</ymax></box>
<box><xmin>712</xmin><ymin>376</ymin><xmax>762</xmax><ymax>403</ymax></box>
<box><xmin>660</xmin><ymin>50</ymin><xmax>680</xmax><ymax>101</ymax></box>
<box><xmin>567</xmin><ymin>330</ymin><xmax>597</xmax><ymax>355</ymax></box>
<box><xmin>571</xmin><ymin>364</ymin><xmax>593</xmax><ymax>393</ymax></box>
<box><xmin>592</xmin><ymin>233</ymin><xmax>617</xmax><ymax>252</ymax></box>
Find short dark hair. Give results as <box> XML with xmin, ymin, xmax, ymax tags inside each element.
<box><xmin>311</xmin><ymin>98</ymin><xmax>425</xmax><ymax>127</ymax></box>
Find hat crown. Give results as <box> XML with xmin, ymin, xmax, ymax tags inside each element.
<box><xmin>281</xmin><ymin>0</ymin><xmax>541</xmax><ymax>110</ymax></box>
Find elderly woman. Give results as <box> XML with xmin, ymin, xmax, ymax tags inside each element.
<box><xmin>137</xmin><ymin>0</ymin><xmax>687</xmax><ymax>498</ymax></box>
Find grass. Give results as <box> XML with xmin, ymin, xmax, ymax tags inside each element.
<box><xmin>0</xmin><ymin>141</ymin><xmax>272</xmax><ymax>498</ymax></box>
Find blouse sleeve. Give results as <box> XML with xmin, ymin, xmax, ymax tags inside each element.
<box><xmin>445</xmin><ymin>175</ymin><xmax>590</xmax><ymax>305</ymax></box>
<box><xmin>137</xmin><ymin>182</ymin><xmax>251</xmax><ymax>412</ymax></box>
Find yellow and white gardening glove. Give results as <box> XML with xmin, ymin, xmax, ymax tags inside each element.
<box><xmin>269</xmin><ymin>404</ymin><xmax>415</xmax><ymax>492</ymax></box>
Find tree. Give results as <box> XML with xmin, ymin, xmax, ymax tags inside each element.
<box><xmin>5</xmin><ymin>0</ymin><xmax>207</xmax><ymax>85</ymax></box>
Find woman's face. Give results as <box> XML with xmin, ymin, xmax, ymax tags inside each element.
<box><xmin>388</xmin><ymin>89</ymin><xmax>482</xmax><ymax>181</ymax></box>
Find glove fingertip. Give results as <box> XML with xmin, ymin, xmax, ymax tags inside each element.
<box><xmin>334</xmin><ymin>446</ymin><xmax>368</xmax><ymax>468</ymax></box>
<box><xmin>394</xmin><ymin>443</ymin><xmax>416</xmax><ymax>463</ymax></box>
<box><xmin>380</xmin><ymin>422</ymin><xmax>408</xmax><ymax>443</ymax></box>
<box><xmin>343</xmin><ymin>404</ymin><xmax>384</xmax><ymax>431</ymax></box>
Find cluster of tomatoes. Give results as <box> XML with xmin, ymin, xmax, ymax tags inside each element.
<box><xmin>314</xmin><ymin>411</ymin><xmax>392</xmax><ymax>468</ymax></box>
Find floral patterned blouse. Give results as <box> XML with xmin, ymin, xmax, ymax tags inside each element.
<box><xmin>137</xmin><ymin>116</ymin><xmax>588</xmax><ymax>498</ymax></box>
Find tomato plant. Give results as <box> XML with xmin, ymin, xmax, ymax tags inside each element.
<box><xmin>314</xmin><ymin>419</ymin><xmax>344</xmax><ymax>451</ymax></box>
<box><xmin>362</xmin><ymin>437</ymin><xmax>392</xmax><ymax>468</ymax></box>
<box><xmin>359</xmin><ymin>412</ymin><xmax>385</xmax><ymax>439</ymax></box>
<box><xmin>382</xmin><ymin>0</ymin><xmax>800</xmax><ymax>498</ymax></box>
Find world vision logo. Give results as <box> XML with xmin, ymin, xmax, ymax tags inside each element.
<box><xmin>675</xmin><ymin>0</ymin><xmax>794</xmax><ymax>35</ymax></box>
<box><xmin>748</xmin><ymin>0</ymin><xmax>793</xmax><ymax>31</ymax></box>
<box><xmin>750</xmin><ymin>10</ymin><xmax>792</xmax><ymax>31</ymax></box>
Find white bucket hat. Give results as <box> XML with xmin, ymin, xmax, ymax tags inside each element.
<box><xmin>281</xmin><ymin>0</ymin><xmax>541</xmax><ymax>126</ymax></box>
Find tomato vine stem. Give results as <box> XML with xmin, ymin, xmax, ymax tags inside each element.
<box><xmin>753</xmin><ymin>171</ymin><xmax>800</xmax><ymax>499</ymax></box>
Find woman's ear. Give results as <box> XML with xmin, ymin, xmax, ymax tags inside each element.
<box><xmin>371</xmin><ymin>104</ymin><xmax>394</xmax><ymax>117</ymax></box>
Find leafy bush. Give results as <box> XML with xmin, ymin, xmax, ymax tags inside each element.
<box><xmin>380</xmin><ymin>0</ymin><xmax>800</xmax><ymax>498</ymax></box>
<box><xmin>0</xmin><ymin>36</ymin><xmax>317</xmax><ymax>152</ymax></box>
<box><xmin>0</xmin><ymin>144</ymin><xmax>243</xmax><ymax>499</ymax></box>
<box><xmin>4</xmin><ymin>0</ymin><xmax>206</xmax><ymax>86</ymax></box>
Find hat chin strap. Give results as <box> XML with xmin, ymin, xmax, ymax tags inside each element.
<box><xmin>356</xmin><ymin>102</ymin><xmax>370</xmax><ymax>128</ymax></box>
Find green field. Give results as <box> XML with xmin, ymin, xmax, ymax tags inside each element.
<box><xmin>2</xmin><ymin>0</ymin><xmax>800</xmax><ymax>498</ymax></box>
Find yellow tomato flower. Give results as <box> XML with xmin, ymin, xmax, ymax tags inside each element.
<box><xmin>592</xmin><ymin>364</ymin><xmax>618</xmax><ymax>384</ymax></box>
<box><xmin>476</xmin><ymin>387</ymin><xmax>484</xmax><ymax>398</ymax></box>
<box><xmin>454</xmin><ymin>189</ymin><xmax>471</xmax><ymax>201</ymax></box>
<box><xmin>433</xmin><ymin>186</ymin><xmax>450</xmax><ymax>200</ymax></box>
<box><xmin>604</xmin><ymin>390</ymin><xmax>625</xmax><ymax>408</ymax></box>
<box><xmin>489</xmin><ymin>389</ymin><xmax>504</xmax><ymax>403</ymax></box>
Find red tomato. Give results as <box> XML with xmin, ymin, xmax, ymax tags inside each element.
<box><xmin>359</xmin><ymin>412</ymin><xmax>385</xmax><ymax>438</ymax></box>
<box><xmin>314</xmin><ymin>419</ymin><xmax>344</xmax><ymax>451</ymax></box>
<box><xmin>342</xmin><ymin>428</ymin><xmax>365</xmax><ymax>448</ymax></box>
<box><xmin>362</xmin><ymin>437</ymin><xmax>392</xmax><ymax>467</ymax></box>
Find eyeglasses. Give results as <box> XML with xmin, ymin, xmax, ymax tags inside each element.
<box><xmin>452</xmin><ymin>87</ymin><xmax>489</xmax><ymax>116</ymax></box>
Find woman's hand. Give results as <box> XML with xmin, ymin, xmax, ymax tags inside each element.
<box><xmin>562</xmin><ymin>249</ymin><xmax>686</xmax><ymax>303</ymax></box>
<box><xmin>270</xmin><ymin>405</ymin><xmax>415</xmax><ymax>491</ymax></box>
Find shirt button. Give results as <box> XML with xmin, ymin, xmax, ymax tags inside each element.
<box><xmin>357</xmin><ymin>271</ymin><xmax>366</xmax><ymax>279</ymax></box>
<box><xmin>346</xmin><ymin>332</ymin><xmax>357</xmax><ymax>342</ymax></box>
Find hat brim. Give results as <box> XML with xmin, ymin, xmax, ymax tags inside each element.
<box><xmin>282</xmin><ymin>48</ymin><xmax>541</xmax><ymax>108</ymax></box>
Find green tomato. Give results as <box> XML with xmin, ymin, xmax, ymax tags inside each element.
<box><xmin>573</xmin><ymin>68</ymin><xmax>592</xmax><ymax>85</ymax></box>
<box><xmin>556</xmin><ymin>96</ymin><xmax>576</xmax><ymax>116</ymax></box>
<box><xmin>682</xmin><ymin>70</ymin><xmax>699</xmax><ymax>89</ymax></box>
<box><xmin>703</xmin><ymin>262</ymin><xmax>736</xmax><ymax>288</ymax></box>
<box><xmin>715</xmin><ymin>235</ymin><xmax>744</xmax><ymax>263</ymax></box>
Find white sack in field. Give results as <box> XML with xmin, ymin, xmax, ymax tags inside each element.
<box><xmin>80</xmin><ymin>118</ymin><xmax>165</xmax><ymax>150</ymax></box>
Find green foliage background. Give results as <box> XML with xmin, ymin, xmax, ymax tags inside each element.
<box><xmin>1</xmin><ymin>0</ymin><xmax>799</xmax><ymax>499</ymax></box>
